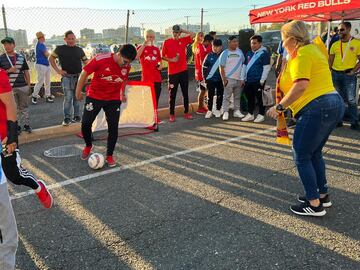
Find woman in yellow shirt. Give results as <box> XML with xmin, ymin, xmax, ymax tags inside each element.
<box><xmin>267</xmin><ymin>21</ymin><xmax>345</xmax><ymax>217</ymax></box>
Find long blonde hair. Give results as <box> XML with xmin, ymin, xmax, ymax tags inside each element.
<box><xmin>192</xmin><ymin>32</ymin><xmax>204</xmax><ymax>53</ymax></box>
<box><xmin>281</xmin><ymin>20</ymin><xmax>310</xmax><ymax>48</ymax></box>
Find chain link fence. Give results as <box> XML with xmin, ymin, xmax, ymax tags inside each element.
<box><xmin>1</xmin><ymin>6</ymin><xmax>253</xmax><ymax>83</ymax></box>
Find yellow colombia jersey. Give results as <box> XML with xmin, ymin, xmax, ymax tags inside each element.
<box><xmin>279</xmin><ymin>44</ymin><xmax>334</xmax><ymax>116</ymax></box>
<box><xmin>330</xmin><ymin>38</ymin><xmax>360</xmax><ymax>71</ymax></box>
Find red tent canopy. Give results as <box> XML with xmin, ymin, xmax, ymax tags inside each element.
<box><xmin>249</xmin><ymin>0</ymin><xmax>360</xmax><ymax>24</ymax></box>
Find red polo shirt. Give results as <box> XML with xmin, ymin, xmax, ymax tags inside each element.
<box><xmin>161</xmin><ymin>35</ymin><xmax>193</xmax><ymax>75</ymax></box>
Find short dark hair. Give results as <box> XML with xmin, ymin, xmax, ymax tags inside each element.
<box><xmin>339</xmin><ymin>22</ymin><xmax>351</xmax><ymax>29</ymax></box>
<box><xmin>250</xmin><ymin>35</ymin><xmax>262</xmax><ymax>43</ymax></box>
<box><xmin>120</xmin><ymin>44</ymin><xmax>137</xmax><ymax>61</ymax></box>
<box><xmin>204</xmin><ymin>34</ymin><xmax>214</xmax><ymax>42</ymax></box>
<box><xmin>209</xmin><ymin>31</ymin><xmax>217</xmax><ymax>36</ymax></box>
<box><xmin>228</xmin><ymin>35</ymin><xmax>238</xmax><ymax>42</ymax></box>
<box><xmin>212</xmin><ymin>39</ymin><xmax>222</xmax><ymax>47</ymax></box>
<box><xmin>64</xmin><ymin>30</ymin><xmax>74</xmax><ymax>38</ymax></box>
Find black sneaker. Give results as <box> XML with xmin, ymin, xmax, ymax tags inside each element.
<box><xmin>336</xmin><ymin>122</ymin><xmax>343</xmax><ymax>128</ymax></box>
<box><xmin>72</xmin><ymin>116</ymin><xmax>81</xmax><ymax>123</ymax></box>
<box><xmin>23</xmin><ymin>125</ymin><xmax>32</xmax><ymax>133</ymax></box>
<box><xmin>62</xmin><ymin>118</ymin><xmax>72</xmax><ymax>126</ymax></box>
<box><xmin>46</xmin><ymin>96</ymin><xmax>54</xmax><ymax>103</ymax></box>
<box><xmin>290</xmin><ymin>201</ymin><xmax>326</xmax><ymax>217</ymax></box>
<box><xmin>31</xmin><ymin>96</ymin><xmax>37</xmax><ymax>105</ymax></box>
<box><xmin>298</xmin><ymin>194</ymin><xmax>332</xmax><ymax>208</ymax></box>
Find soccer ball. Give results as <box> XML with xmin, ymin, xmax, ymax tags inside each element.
<box><xmin>88</xmin><ymin>153</ymin><xmax>105</xmax><ymax>170</ymax></box>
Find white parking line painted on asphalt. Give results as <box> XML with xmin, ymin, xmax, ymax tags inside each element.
<box><xmin>11</xmin><ymin>127</ymin><xmax>276</xmax><ymax>201</ymax></box>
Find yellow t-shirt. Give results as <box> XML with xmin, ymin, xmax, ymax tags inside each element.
<box><xmin>279</xmin><ymin>44</ymin><xmax>334</xmax><ymax>116</ymax></box>
<box><xmin>330</xmin><ymin>38</ymin><xmax>360</xmax><ymax>71</ymax></box>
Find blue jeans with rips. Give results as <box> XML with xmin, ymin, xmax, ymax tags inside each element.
<box><xmin>331</xmin><ymin>71</ymin><xmax>358</xmax><ymax>125</ymax></box>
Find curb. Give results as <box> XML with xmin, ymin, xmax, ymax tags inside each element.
<box><xmin>19</xmin><ymin>102</ymin><xmax>199</xmax><ymax>145</ymax></box>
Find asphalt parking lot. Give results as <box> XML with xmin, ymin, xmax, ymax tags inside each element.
<box><xmin>10</xmin><ymin>115</ymin><xmax>360</xmax><ymax>270</ymax></box>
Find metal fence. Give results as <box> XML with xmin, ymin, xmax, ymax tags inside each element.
<box><xmin>0</xmin><ymin>5</ymin><xmax>253</xmax><ymax>83</ymax></box>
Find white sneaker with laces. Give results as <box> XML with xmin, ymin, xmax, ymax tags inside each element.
<box><xmin>242</xmin><ymin>113</ymin><xmax>254</xmax><ymax>122</ymax></box>
<box><xmin>222</xmin><ymin>112</ymin><xmax>229</xmax><ymax>121</ymax></box>
<box><xmin>205</xmin><ymin>111</ymin><xmax>213</xmax><ymax>119</ymax></box>
<box><xmin>254</xmin><ymin>114</ymin><xmax>265</xmax><ymax>123</ymax></box>
<box><xmin>233</xmin><ymin>110</ymin><xmax>245</xmax><ymax>118</ymax></box>
<box><xmin>213</xmin><ymin>110</ymin><xmax>221</xmax><ymax>118</ymax></box>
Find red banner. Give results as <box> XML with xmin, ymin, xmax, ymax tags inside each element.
<box><xmin>249</xmin><ymin>0</ymin><xmax>360</xmax><ymax>24</ymax></box>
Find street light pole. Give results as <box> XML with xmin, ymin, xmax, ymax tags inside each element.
<box><xmin>125</xmin><ymin>9</ymin><xmax>130</xmax><ymax>43</ymax></box>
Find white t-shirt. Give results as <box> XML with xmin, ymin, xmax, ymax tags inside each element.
<box><xmin>219</xmin><ymin>48</ymin><xmax>245</xmax><ymax>80</ymax></box>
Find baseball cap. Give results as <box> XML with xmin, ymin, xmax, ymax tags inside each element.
<box><xmin>172</xmin><ymin>25</ymin><xmax>181</xmax><ymax>33</ymax></box>
<box><xmin>36</xmin><ymin>31</ymin><xmax>45</xmax><ymax>39</ymax></box>
<box><xmin>1</xmin><ymin>37</ymin><xmax>15</xmax><ymax>44</ymax></box>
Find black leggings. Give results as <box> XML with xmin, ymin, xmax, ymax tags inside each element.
<box><xmin>168</xmin><ymin>70</ymin><xmax>189</xmax><ymax>115</ymax></box>
<box><xmin>154</xmin><ymin>82</ymin><xmax>162</xmax><ymax>109</ymax></box>
<box><xmin>81</xmin><ymin>97</ymin><xmax>121</xmax><ymax>156</ymax></box>
<box><xmin>1</xmin><ymin>149</ymin><xmax>39</xmax><ymax>190</ymax></box>
<box><xmin>244</xmin><ymin>82</ymin><xmax>265</xmax><ymax>115</ymax></box>
<box><xmin>206</xmin><ymin>80</ymin><xmax>224</xmax><ymax>111</ymax></box>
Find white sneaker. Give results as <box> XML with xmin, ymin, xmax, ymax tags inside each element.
<box><xmin>222</xmin><ymin>112</ymin><xmax>229</xmax><ymax>121</ymax></box>
<box><xmin>242</xmin><ymin>113</ymin><xmax>254</xmax><ymax>122</ymax></box>
<box><xmin>254</xmin><ymin>114</ymin><xmax>265</xmax><ymax>123</ymax></box>
<box><xmin>233</xmin><ymin>110</ymin><xmax>245</xmax><ymax>118</ymax></box>
<box><xmin>205</xmin><ymin>111</ymin><xmax>213</xmax><ymax>119</ymax></box>
<box><xmin>213</xmin><ymin>110</ymin><xmax>221</xmax><ymax>118</ymax></box>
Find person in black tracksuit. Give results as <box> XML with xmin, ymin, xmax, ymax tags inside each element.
<box><xmin>202</xmin><ymin>39</ymin><xmax>224</xmax><ymax>118</ymax></box>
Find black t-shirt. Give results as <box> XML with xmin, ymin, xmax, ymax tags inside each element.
<box><xmin>52</xmin><ymin>45</ymin><xmax>87</xmax><ymax>74</ymax></box>
<box><xmin>0</xmin><ymin>53</ymin><xmax>29</xmax><ymax>87</ymax></box>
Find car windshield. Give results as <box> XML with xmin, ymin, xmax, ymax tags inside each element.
<box><xmin>261</xmin><ymin>31</ymin><xmax>281</xmax><ymax>42</ymax></box>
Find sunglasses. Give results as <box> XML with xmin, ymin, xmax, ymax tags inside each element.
<box><xmin>339</xmin><ymin>28</ymin><xmax>346</xmax><ymax>32</ymax></box>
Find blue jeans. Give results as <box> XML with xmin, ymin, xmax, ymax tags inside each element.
<box><xmin>293</xmin><ymin>93</ymin><xmax>345</xmax><ymax>200</ymax></box>
<box><xmin>331</xmin><ymin>71</ymin><xmax>358</xmax><ymax>125</ymax></box>
<box><xmin>62</xmin><ymin>76</ymin><xmax>80</xmax><ymax>119</ymax></box>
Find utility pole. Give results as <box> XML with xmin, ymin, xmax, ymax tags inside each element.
<box><xmin>200</xmin><ymin>8</ymin><xmax>204</xmax><ymax>33</ymax></box>
<box><xmin>2</xmin><ymin>4</ymin><xmax>8</xmax><ymax>37</ymax></box>
<box><xmin>184</xmin><ymin>16</ymin><xmax>191</xmax><ymax>30</ymax></box>
<box><xmin>125</xmin><ymin>9</ymin><xmax>130</xmax><ymax>43</ymax></box>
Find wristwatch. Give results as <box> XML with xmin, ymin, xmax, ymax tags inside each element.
<box><xmin>275</xmin><ymin>104</ymin><xmax>286</xmax><ymax>112</ymax></box>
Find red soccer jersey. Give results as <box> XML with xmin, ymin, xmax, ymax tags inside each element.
<box><xmin>0</xmin><ymin>69</ymin><xmax>12</xmax><ymax>142</ymax></box>
<box><xmin>194</xmin><ymin>43</ymin><xmax>210</xmax><ymax>81</ymax></box>
<box><xmin>161</xmin><ymin>35</ymin><xmax>193</xmax><ymax>75</ymax></box>
<box><xmin>83</xmin><ymin>53</ymin><xmax>131</xmax><ymax>101</ymax></box>
<box><xmin>137</xmin><ymin>45</ymin><xmax>162</xmax><ymax>83</ymax></box>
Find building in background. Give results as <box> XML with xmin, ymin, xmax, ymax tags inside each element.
<box><xmin>164</xmin><ymin>23</ymin><xmax>210</xmax><ymax>36</ymax></box>
<box><xmin>80</xmin><ymin>28</ymin><xmax>95</xmax><ymax>41</ymax></box>
<box><xmin>0</xmin><ymin>28</ymin><xmax>28</xmax><ymax>48</ymax></box>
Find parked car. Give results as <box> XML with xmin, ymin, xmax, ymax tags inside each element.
<box><xmin>84</xmin><ymin>43</ymin><xmax>111</xmax><ymax>59</ymax></box>
<box><xmin>258</xmin><ymin>30</ymin><xmax>281</xmax><ymax>54</ymax></box>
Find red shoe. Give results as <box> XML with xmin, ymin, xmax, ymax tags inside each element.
<box><xmin>81</xmin><ymin>145</ymin><xmax>93</xmax><ymax>160</ymax></box>
<box><xmin>36</xmin><ymin>180</ymin><xmax>53</xmax><ymax>209</ymax></box>
<box><xmin>196</xmin><ymin>108</ymin><xmax>208</xmax><ymax>114</ymax></box>
<box><xmin>157</xmin><ymin>118</ymin><xmax>163</xmax><ymax>125</ymax></box>
<box><xmin>106</xmin><ymin>156</ymin><xmax>116</xmax><ymax>167</ymax></box>
<box><xmin>169</xmin><ymin>115</ymin><xmax>175</xmax><ymax>122</ymax></box>
<box><xmin>184</xmin><ymin>113</ymin><xmax>193</xmax><ymax>120</ymax></box>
